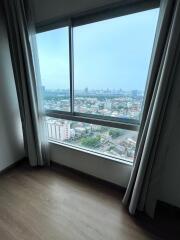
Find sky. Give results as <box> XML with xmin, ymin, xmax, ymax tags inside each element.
<box><xmin>36</xmin><ymin>8</ymin><xmax>159</xmax><ymax>92</ymax></box>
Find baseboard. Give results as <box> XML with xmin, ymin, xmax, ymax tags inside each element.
<box><xmin>0</xmin><ymin>157</ymin><xmax>28</xmax><ymax>175</ymax></box>
<box><xmin>155</xmin><ymin>200</ymin><xmax>180</xmax><ymax>218</ymax></box>
<box><xmin>0</xmin><ymin>158</ymin><xmax>126</xmax><ymax>193</ymax></box>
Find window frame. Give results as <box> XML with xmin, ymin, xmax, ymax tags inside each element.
<box><xmin>36</xmin><ymin>0</ymin><xmax>160</xmax><ymax>136</ymax></box>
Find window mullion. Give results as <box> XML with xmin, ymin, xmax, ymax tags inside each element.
<box><xmin>69</xmin><ymin>23</ymin><xmax>74</xmax><ymax>114</ymax></box>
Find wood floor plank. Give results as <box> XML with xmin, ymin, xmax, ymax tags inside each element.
<box><xmin>0</xmin><ymin>163</ymin><xmax>169</xmax><ymax>240</ymax></box>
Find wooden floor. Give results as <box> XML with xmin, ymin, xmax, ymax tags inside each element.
<box><xmin>0</xmin><ymin>162</ymin><xmax>179</xmax><ymax>240</ymax></box>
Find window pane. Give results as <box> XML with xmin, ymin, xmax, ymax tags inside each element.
<box><xmin>36</xmin><ymin>27</ymin><xmax>70</xmax><ymax>111</ymax></box>
<box><xmin>46</xmin><ymin>117</ymin><xmax>138</xmax><ymax>162</ymax></box>
<box><xmin>74</xmin><ymin>9</ymin><xmax>159</xmax><ymax>120</ymax></box>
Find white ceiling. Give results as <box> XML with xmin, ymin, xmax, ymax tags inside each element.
<box><xmin>32</xmin><ymin>0</ymin><xmax>122</xmax><ymax>24</ymax></box>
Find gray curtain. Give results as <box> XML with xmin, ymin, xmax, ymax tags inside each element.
<box><xmin>3</xmin><ymin>0</ymin><xmax>49</xmax><ymax>166</ymax></box>
<box><xmin>123</xmin><ymin>0</ymin><xmax>180</xmax><ymax>216</ymax></box>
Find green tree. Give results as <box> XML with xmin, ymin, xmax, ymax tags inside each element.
<box><xmin>109</xmin><ymin>129</ymin><xmax>124</xmax><ymax>138</ymax></box>
<box><xmin>81</xmin><ymin>136</ymin><xmax>101</xmax><ymax>148</ymax></box>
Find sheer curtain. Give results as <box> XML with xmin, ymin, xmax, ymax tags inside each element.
<box><xmin>3</xmin><ymin>0</ymin><xmax>49</xmax><ymax>166</ymax></box>
<box><xmin>123</xmin><ymin>0</ymin><xmax>180</xmax><ymax>216</ymax></box>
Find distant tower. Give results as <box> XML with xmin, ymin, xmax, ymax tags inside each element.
<box><xmin>85</xmin><ymin>87</ymin><xmax>88</xmax><ymax>94</ymax></box>
<box><xmin>131</xmin><ymin>90</ymin><xmax>138</xmax><ymax>97</ymax></box>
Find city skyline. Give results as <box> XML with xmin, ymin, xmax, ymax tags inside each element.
<box><xmin>42</xmin><ymin>86</ymin><xmax>144</xmax><ymax>94</ymax></box>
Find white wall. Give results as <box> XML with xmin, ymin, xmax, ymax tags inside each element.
<box><xmin>50</xmin><ymin>142</ymin><xmax>132</xmax><ymax>187</ymax></box>
<box><xmin>0</xmin><ymin>4</ymin><xmax>25</xmax><ymax>171</ymax></box>
<box><xmin>32</xmin><ymin>0</ymin><xmax>122</xmax><ymax>24</ymax></box>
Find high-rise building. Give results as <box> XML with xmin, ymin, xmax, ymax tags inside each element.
<box><xmin>47</xmin><ymin>119</ymin><xmax>70</xmax><ymax>141</ymax></box>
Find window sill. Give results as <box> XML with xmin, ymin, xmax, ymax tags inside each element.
<box><xmin>49</xmin><ymin>139</ymin><xmax>133</xmax><ymax>166</ymax></box>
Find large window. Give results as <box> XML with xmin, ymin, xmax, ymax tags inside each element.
<box><xmin>36</xmin><ymin>3</ymin><xmax>159</xmax><ymax>163</ymax></box>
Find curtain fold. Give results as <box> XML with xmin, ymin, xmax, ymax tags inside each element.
<box><xmin>123</xmin><ymin>0</ymin><xmax>180</xmax><ymax>216</ymax></box>
<box><xmin>3</xmin><ymin>0</ymin><xmax>49</xmax><ymax>166</ymax></box>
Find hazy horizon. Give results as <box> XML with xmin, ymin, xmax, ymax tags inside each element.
<box><xmin>42</xmin><ymin>87</ymin><xmax>144</xmax><ymax>92</ymax></box>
